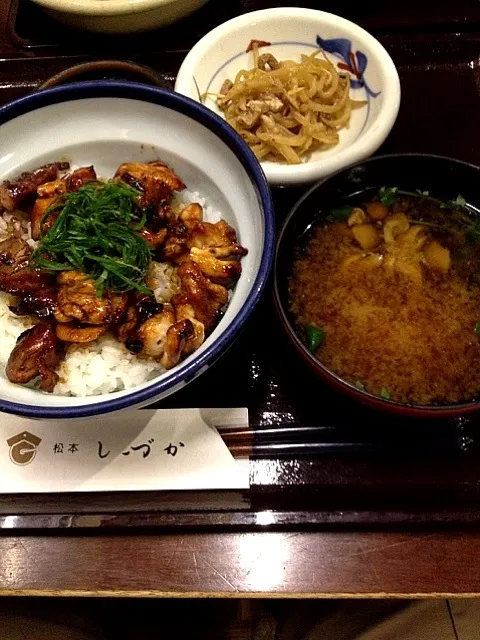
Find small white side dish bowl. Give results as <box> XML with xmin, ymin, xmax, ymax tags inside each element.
<box><xmin>0</xmin><ymin>82</ymin><xmax>274</xmax><ymax>419</ymax></box>
<box><xmin>175</xmin><ymin>8</ymin><xmax>401</xmax><ymax>187</ymax></box>
<box><xmin>30</xmin><ymin>0</ymin><xmax>209</xmax><ymax>34</ymax></box>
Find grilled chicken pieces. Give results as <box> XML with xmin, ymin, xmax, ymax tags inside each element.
<box><xmin>173</xmin><ymin>261</ymin><xmax>229</xmax><ymax>331</ymax></box>
<box><xmin>162</xmin><ymin>205</ymin><xmax>247</xmax><ymax>286</ymax></box>
<box><xmin>1</xmin><ymin>160</ymin><xmax>248</xmax><ymax>390</ymax></box>
<box><xmin>116</xmin><ymin>161</ymin><xmax>186</xmax><ymax>231</ymax></box>
<box><xmin>122</xmin><ymin>301</ymin><xmax>205</xmax><ymax>369</ymax></box>
<box><xmin>116</xmin><ymin>161</ymin><xmax>185</xmax><ymax>208</ymax></box>
<box><xmin>54</xmin><ymin>271</ymin><xmax>128</xmax><ymax>344</ymax></box>
<box><xmin>0</xmin><ymin>162</ymin><xmax>69</xmax><ymax>212</ymax></box>
<box><xmin>6</xmin><ymin>323</ymin><xmax>62</xmax><ymax>392</ymax></box>
<box><xmin>55</xmin><ymin>271</ymin><xmax>122</xmax><ymax>326</ymax></box>
<box><xmin>56</xmin><ymin>324</ymin><xmax>106</xmax><ymax>343</ymax></box>
<box><xmin>9</xmin><ymin>288</ymin><xmax>57</xmax><ymax>319</ymax></box>
<box><xmin>0</xmin><ymin>237</ymin><xmax>52</xmax><ymax>294</ymax></box>
<box><xmin>64</xmin><ymin>166</ymin><xmax>97</xmax><ymax>192</ymax></box>
<box><xmin>31</xmin><ymin>165</ymin><xmax>97</xmax><ymax>241</ymax></box>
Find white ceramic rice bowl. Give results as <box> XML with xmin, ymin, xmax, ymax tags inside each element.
<box><xmin>0</xmin><ymin>82</ymin><xmax>274</xmax><ymax>418</ymax></box>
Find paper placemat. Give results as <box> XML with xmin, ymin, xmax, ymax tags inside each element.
<box><xmin>0</xmin><ymin>408</ymin><xmax>250</xmax><ymax>492</ymax></box>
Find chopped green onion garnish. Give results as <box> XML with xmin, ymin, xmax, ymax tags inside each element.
<box><xmin>354</xmin><ymin>381</ymin><xmax>365</xmax><ymax>391</ymax></box>
<box><xmin>31</xmin><ymin>181</ymin><xmax>152</xmax><ymax>296</ymax></box>
<box><xmin>378</xmin><ymin>186</ymin><xmax>398</xmax><ymax>206</ymax></box>
<box><xmin>475</xmin><ymin>321</ymin><xmax>480</xmax><ymax>336</ymax></box>
<box><xmin>442</xmin><ymin>194</ymin><xmax>466</xmax><ymax>209</ymax></box>
<box><xmin>326</xmin><ymin>205</ymin><xmax>352</xmax><ymax>222</ymax></box>
<box><xmin>380</xmin><ymin>387</ymin><xmax>391</xmax><ymax>400</ymax></box>
<box><xmin>305</xmin><ymin>324</ymin><xmax>326</xmax><ymax>353</ymax></box>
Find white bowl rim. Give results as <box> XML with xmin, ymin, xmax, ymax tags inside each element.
<box><xmin>0</xmin><ymin>81</ymin><xmax>275</xmax><ymax>419</ymax></box>
<box><xmin>32</xmin><ymin>0</ymin><xmax>185</xmax><ymax>16</ymax></box>
<box><xmin>175</xmin><ymin>7</ymin><xmax>401</xmax><ymax>186</ymax></box>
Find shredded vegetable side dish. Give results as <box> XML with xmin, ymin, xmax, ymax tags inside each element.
<box><xmin>213</xmin><ymin>43</ymin><xmax>366</xmax><ymax>164</ymax></box>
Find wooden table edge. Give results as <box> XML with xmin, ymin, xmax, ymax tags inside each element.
<box><xmin>2</xmin><ymin>531</ymin><xmax>479</xmax><ymax>596</ymax></box>
<box><xmin>1</xmin><ymin>591</ymin><xmax>480</xmax><ymax>598</ymax></box>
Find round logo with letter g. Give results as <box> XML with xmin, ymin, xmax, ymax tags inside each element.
<box><xmin>7</xmin><ymin>431</ymin><xmax>42</xmax><ymax>466</ymax></box>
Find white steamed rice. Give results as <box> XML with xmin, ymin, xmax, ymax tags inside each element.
<box><xmin>54</xmin><ymin>334</ymin><xmax>165</xmax><ymax>397</ymax></box>
<box><xmin>0</xmin><ymin>188</ymin><xmax>224</xmax><ymax>396</ymax></box>
<box><xmin>174</xmin><ymin>189</ymin><xmax>222</xmax><ymax>223</ymax></box>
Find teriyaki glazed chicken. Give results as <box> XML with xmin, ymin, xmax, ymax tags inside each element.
<box><xmin>0</xmin><ymin>160</ymin><xmax>247</xmax><ymax>396</ymax></box>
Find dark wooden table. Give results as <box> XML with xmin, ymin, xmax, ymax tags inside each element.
<box><xmin>3</xmin><ymin>0</ymin><xmax>480</xmax><ymax>596</ymax></box>
<box><xmin>2</xmin><ymin>532</ymin><xmax>480</xmax><ymax>596</ymax></box>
